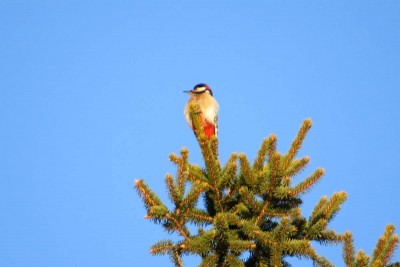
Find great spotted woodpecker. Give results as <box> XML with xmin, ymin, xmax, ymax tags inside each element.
<box><xmin>184</xmin><ymin>83</ymin><xmax>219</xmax><ymax>138</ymax></box>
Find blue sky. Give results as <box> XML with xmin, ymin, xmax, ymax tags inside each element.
<box><xmin>1</xmin><ymin>1</ymin><xmax>399</xmax><ymax>266</ymax></box>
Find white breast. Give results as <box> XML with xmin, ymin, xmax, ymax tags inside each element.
<box><xmin>203</xmin><ymin>102</ymin><xmax>218</xmax><ymax>126</ymax></box>
<box><xmin>184</xmin><ymin>93</ymin><xmax>219</xmax><ymax>127</ymax></box>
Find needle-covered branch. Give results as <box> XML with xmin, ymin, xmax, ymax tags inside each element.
<box><xmin>135</xmin><ymin>118</ymin><xmax>399</xmax><ymax>266</ymax></box>
<box><xmin>283</xmin><ymin>118</ymin><xmax>312</xmax><ymax>169</ymax></box>
<box><xmin>253</xmin><ymin>134</ymin><xmax>277</xmax><ymax>172</ymax></box>
<box><xmin>371</xmin><ymin>224</ymin><xmax>399</xmax><ymax>267</ymax></box>
<box><xmin>342</xmin><ymin>225</ymin><xmax>399</xmax><ymax>267</ymax></box>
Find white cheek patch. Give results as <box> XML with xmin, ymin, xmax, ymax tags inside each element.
<box><xmin>194</xmin><ymin>87</ymin><xmax>206</xmax><ymax>93</ymax></box>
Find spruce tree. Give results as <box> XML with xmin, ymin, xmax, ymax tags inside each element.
<box><xmin>135</xmin><ymin>108</ymin><xmax>399</xmax><ymax>267</ymax></box>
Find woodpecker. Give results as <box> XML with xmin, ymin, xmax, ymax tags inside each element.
<box><xmin>184</xmin><ymin>83</ymin><xmax>219</xmax><ymax>138</ymax></box>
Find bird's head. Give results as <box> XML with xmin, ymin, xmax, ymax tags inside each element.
<box><xmin>184</xmin><ymin>83</ymin><xmax>213</xmax><ymax>96</ymax></box>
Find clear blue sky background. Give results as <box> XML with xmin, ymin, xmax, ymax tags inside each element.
<box><xmin>1</xmin><ymin>1</ymin><xmax>399</xmax><ymax>266</ymax></box>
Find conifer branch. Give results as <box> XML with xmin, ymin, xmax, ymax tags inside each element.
<box><xmin>273</xmin><ymin>185</ymin><xmax>292</xmax><ymax>199</ymax></box>
<box><xmin>267</xmin><ymin>152</ymin><xmax>281</xmax><ymax>194</ymax></box>
<box><xmin>169</xmin><ymin>153</ymin><xmax>180</xmax><ymax>164</ymax></box>
<box><xmin>180</xmin><ymin>231</ymin><xmax>214</xmax><ymax>254</ymax></box>
<box><xmin>282</xmin><ymin>175</ymin><xmax>291</xmax><ymax>187</ymax></box>
<box><xmin>239</xmin><ymin>186</ymin><xmax>259</xmax><ymax>212</ymax></box>
<box><xmin>240</xmin><ymin>220</ymin><xmax>259</xmax><ymax>237</ymax></box>
<box><xmin>177</xmin><ymin>148</ymin><xmax>189</xmax><ymax>195</ymax></box>
<box><xmin>183</xmin><ymin>181</ymin><xmax>210</xmax><ymax>210</ymax></box>
<box><xmin>290</xmin><ymin>168</ymin><xmax>325</xmax><ymax>196</ymax></box>
<box><xmin>253</xmin><ymin>134</ymin><xmax>277</xmax><ymax>172</ymax></box>
<box><xmin>310</xmin><ymin>255</ymin><xmax>335</xmax><ymax>267</ymax></box>
<box><xmin>283</xmin><ymin>119</ymin><xmax>312</xmax><ymax>169</ymax></box>
<box><xmin>267</xmin><ymin>134</ymin><xmax>277</xmax><ymax>158</ymax></box>
<box><xmin>268</xmin><ymin>209</ymin><xmax>298</xmax><ymax>218</ymax></box>
<box><xmin>189</xmin><ymin>105</ymin><xmax>219</xmax><ymax>167</ymax></box>
<box><xmin>356</xmin><ymin>250</ymin><xmax>370</xmax><ymax>267</ymax></box>
<box><xmin>340</xmin><ymin>225</ymin><xmax>399</xmax><ymax>267</ymax></box>
<box><xmin>271</xmin><ymin>242</ymin><xmax>283</xmax><ymax>267</ymax></box>
<box><xmin>190</xmin><ymin>109</ymin><xmax>225</xmax><ymax>213</ymax></box>
<box><xmin>371</xmin><ymin>224</ymin><xmax>399</xmax><ymax>267</ymax></box>
<box><xmin>171</xmin><ymin>249</ymin><xmax>184</xmax><ymax>267</ymax></box>
<box><xmin>255</xmin><ymin>201</ymin><xmax>270</xmax><ymax>226</ymax></box>
<box><xmin>321</xmin><ymin>192</ymin><xmax>347</xmax><ymax>220</ymax></box>
<box><xmin>306</xmin><ymin>219</ymin><xmax>328</xmax><ymax>240</ymax></box>
<box><xmin>220</xmin><ymin>212</ymin><xmax>243</xmax><ymax>230</ymax></box>
<box><xmin>343</xmin><ymin>231</ymin><xmax>355</xmax><ymax>266</ymax></box>
<box><xmin>252</xmin><ymin>229</ymin><xmax>275</xmax><ymax>247</ymax></box>
<box><xmin>165</xmin><ymin>213</ymin><xmax>191</xmax><ymax>241</ymax></box>
<box><xmin>166</xmin><ymin>173</ymin><xmax>181</xmax><ymax>206</ymax></box>
<box><xmin>135</xmin><ymin>118</ymin><xmax>399</xmax><ymax>266</ymax></box>
<box><xmin>220</xmin><ymin>153</ymin><xmax>238</xmax><ymax>189</ymax></box>
<box><xmin>200</xmin><ymin>138</ymin><xmax>219</xmax><ymax>185</ymax></box>
<box><xmin>318</xmin><ymin>229</ymin><xmax>343</xmax><ymax>243</ymax></box>
<box><xmin>199</xmin><ymin>255</ymin><xmax>218</xmax><ymax>267</ymax></box>
<box><xmin>308</xmin><ymin>192</ymin><xmax>347</xmax><ymax>227</ymax></box>
<box><xmin>147</xmin><ymin>205</ymin><xmax>169</xmax><ymax>221</ymax></box>
<box><xmin>211</xmin><ymin>135</ymin><xmax>219</xmax><ymax>158</ymax></box>
<box><xmin>240</xmin><ymin>153</ymin><xmax>256</xmax><ymax>189</ymax></box>
<box><xmin>151</xmin><ymin>240</ymin><xmax>184</xmax><ymax>267</ymax></box>
<box><xmin>294</xmin><ymin>244</ymin><xmax>335</xmax><ymax>267</ymax></box>
<box><xmin>188</xmin><ymin>104</ymin><xmax>204</xmax><ymax>137</ymax></box>
<box><xmin>273</xmin><ymin>216</ymin><xmax>294</xmax><ymax>240</ymax></box>
<box><xmin>226</xmin><ymin>254</ymin><xmax>246</xmax><ymax>266</ymax></box>
<box><xmin>150</xmin><ymin>240</ymin><xmax>175</xmax><ymax>255</ymax></box>
<box><xmin>281</xmin><ymin>239</ymin><xmax>312</xmax><ymax>255</ymax></box>
<box><xmin>189</xmin><ymin>209</ymin><xmax>213</xmax><ymax>224</ymax></box>
<box><xmin>284</xmin><ymin>156</ymin><xmax>310</xmax><ymax>178</ymax></box>
<box><xmin>135</xmin><ymin>179</ymin><xmax>166</xmax><ymax>214</ymax></box>
<box><xmin>186</xmin><ymin>164</ymin><xmax>207</xmax><ymax>183</ymax></box>
<box><xmin>309</xmin><ymin>196</ymin><xmax>328</xmax><ymax>224</ymax></box>
<box><xmin>214</xmin><ymin>212</ymin><xmax>230</xmax><ymax>230</ymax></box>
<box><xmin>382</xmin><ymin>235</ymin><xmax>399</xmax><ymax>265</ymax></box>
<box><xmin>228</xmin><ymin>240</ymin><xmax>256</xmax><ymax>251</ymax></box>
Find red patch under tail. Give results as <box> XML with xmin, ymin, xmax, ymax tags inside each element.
<box><xmin>192</xmin><ymin>115</ymin><xmax>216</xmax><ymax>138</ymax></box>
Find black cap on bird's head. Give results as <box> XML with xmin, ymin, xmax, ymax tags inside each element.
<box><xmin>184</xmin><ymin>83</ymin><xmax>213</xmax><ymax>96</ymax></box>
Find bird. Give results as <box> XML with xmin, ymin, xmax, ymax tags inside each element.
<box><xmin>184</xmin><ymin>83</ymin><xmax>219</xmax><ymax>138</ymax></box>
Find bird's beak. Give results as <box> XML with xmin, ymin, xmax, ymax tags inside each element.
<box><xmin>183</xmin><ymin>90</ymin><xmax>191</xmax><ymax>94</ymax></box>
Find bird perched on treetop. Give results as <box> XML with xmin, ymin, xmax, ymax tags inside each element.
<box><xmin>184</xmin><ymin>83</ymin><xmax>219</xmax><ymax>138</ymax></box>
